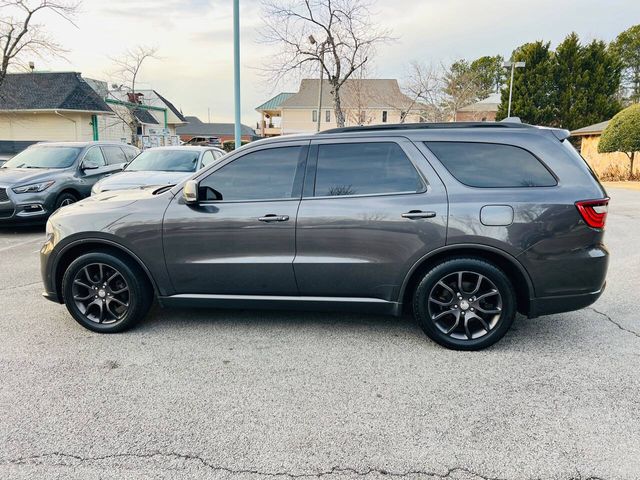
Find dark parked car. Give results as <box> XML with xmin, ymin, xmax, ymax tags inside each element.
<box><xmin>183</xmin><ymin>136</ymin><xmax>222</xmax><ymax>147</ymax></box>
<box><xmin>41</xmin><ymin>122</ymin><xmax>609</xmax><ymax>350</ymax></box>
<box><xmin>91</xmin><ymin>146</ymin><xmax>225</xmax><ymax>195</ymax></box>
<box><xmin>0</xmin><ymin>141</ymin><xmax>139</xmax><ymax>224</ymax></box>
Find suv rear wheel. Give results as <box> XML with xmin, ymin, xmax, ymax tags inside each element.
<box><xmin>413</xmin><ymin>258</ymin><xmax>516</xmax><ymax>350</ymax></box>
<box><xmin>61</xmin><ymin>252</ymin><xmax>153</xmax><ymax>333</ymax></box>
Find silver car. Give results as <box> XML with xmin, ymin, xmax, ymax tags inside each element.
<box><xmin>91</xmin><ymin>146</ymin><xmax>225</xmax><ymax>195</ymax></box>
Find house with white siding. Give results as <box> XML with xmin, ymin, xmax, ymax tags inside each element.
<box><xmin>0</xmin><ymin>72</ymin><xmax>187</xmax><ymax>152</ymax></box>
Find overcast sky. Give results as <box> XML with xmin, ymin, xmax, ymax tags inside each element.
<box><xmin>35</xmin><ymin>0</ymin><xmax>640</xmax><ymax>125</ymax></box>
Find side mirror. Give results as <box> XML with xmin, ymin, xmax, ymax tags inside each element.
<box><xmin>183</xmin><ymin>180</ymin><xmax>199</xmax><ymax>204</ymax></box>
<box><xmin>81</xmin><ymin>159</ymin><xmax>100</xmax><ymax>170</ymax></box>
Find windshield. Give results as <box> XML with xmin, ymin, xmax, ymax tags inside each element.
<box><xmin>2</xmin><ymin>146</ymin><xmax>82</xmax><ymax>169</ymax></box>
<box><xmin>125</xmin><ymin>149</ymin><xmax>200</xmax><ymax>172</ymax></box>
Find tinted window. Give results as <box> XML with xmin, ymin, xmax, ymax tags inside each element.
<box><xmin>122</xmin><ymin>146</ymin><xmax>139</xmax><ymax>161</ymax></box>
<box><xmin>126</xmin><ymin>149</ymin><xmax>200</xmax><ymax>172</ymax></box>
<box><xmin>314</xmin><ymin>142</ymin><xmax>424</xmax><ymax>197</ymax></box>
<box><xmin>83</xmin><ymin>147</ymin><xmax>106</xmax><ymax>167</ymax></box>
<box><xmin>2</xmin><ymin>146</ymin><xmax>81</xmax><ymax>169</ymax></box>
<box><xmin>426</xmin><ymin>142</ymin><xmax>556</xmax><ymax>188</ymax></box>
<box><xmin>200</xmin><ymin>146</ymin><xmax>306</xmax><ymax>201</ymax></box>
<box><xmin>102</xmin><ymin>146</ymin><xmax>128</xmax><ymax>165</ymax></box>
<box><xmin>201</xmin><ymin>150</ymin><xmax>216</xmax><ymax>168</ymax></box>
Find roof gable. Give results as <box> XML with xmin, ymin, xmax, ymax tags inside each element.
<box><xmin>0</xmin><ymin>72</ymin><xmax>112</xmax><ymax>112</ymax></box>
<box><xmin>280</xmin><ymin>79</ymin><xmax>418</xmax><ymax>110</ymax></box>
<box><xmin>256</xmin><ymin>92</ymin><xmax>296</xmax><ymax>111</ymax></box>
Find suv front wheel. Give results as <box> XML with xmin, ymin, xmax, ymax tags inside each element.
<box><xmin>61</xmin><ymin>252</ymin><xmax>153</xmax><ymax>333</ymax></box>
<box><xmin>413</xmin><ymin>258</ymin><xmax>516</xmax><ymax>350</ymax></box>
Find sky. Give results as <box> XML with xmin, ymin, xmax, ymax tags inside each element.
<box><xmin>31</xmin><ymin>0</ymin><xmax>640</xmax><ymax>126</ymax></box>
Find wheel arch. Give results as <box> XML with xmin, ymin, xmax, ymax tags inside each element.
<box><xmin>56</xmin><ymin>188</ymin><xmax>82</xmax><ymax>202</ymax></box>
<box><xmin>399</xmin><ymin>244</ymin><xmax>534</xmax><ymax>316</ymax></box>
<box><xmin>53</xmin><ymin>239</ymin><xmax>158</xmax><ymax>303</ymax></box>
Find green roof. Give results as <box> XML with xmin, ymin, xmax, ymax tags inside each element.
<box><xmin>255</xmin><ymin>92</ymin><xmax>295</xmax><ymax>112</ymax></box>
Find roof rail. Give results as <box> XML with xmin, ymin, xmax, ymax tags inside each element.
<box><xmin>319</xmin><ymin>121</ymin><xmax>533</xmax><ymax>134</ymax></box>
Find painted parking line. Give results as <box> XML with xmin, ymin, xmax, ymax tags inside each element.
<box><xmin>0</xmin><ymin>237</ymin><xmax>43</xmax><ymax>253</ymax></box>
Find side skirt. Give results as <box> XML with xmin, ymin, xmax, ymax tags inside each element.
<box><xmin>158</xmin><ymin>294</ymin><xmax>402</xmax><ymax>316</ymax></box>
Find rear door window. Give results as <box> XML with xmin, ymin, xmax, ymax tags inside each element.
<box><xmin>83</xmin><ymin>147</ymin><xmax>106</xmax><ymax>167</ymax></box>
<box><xmin>101</xmin><ymin>146</ymin><xmax>128</xmax><ymax>165</ymax></box>
<box><xmin>313</xmin><ymin>142</ymin><xmax>424</xmax><ymax>197</ymax></box>
<box><xmin>425</xmin><ymin>141</ymin><xmax>556</xmax><ymax>188</ymax></box>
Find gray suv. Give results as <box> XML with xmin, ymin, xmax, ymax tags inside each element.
<box><xmin>0</xmin><ymin>141</ymin><xmax>139</xmax><ymax>224</ymax></box>
<box><xmin>40</xmin><ymin>122</ymin><xmax>609</xmax><ymax>350</ymax></box>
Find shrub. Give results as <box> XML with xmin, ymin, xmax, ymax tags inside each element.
<box><xmin>598</xmin><ymin>104</ymin><xmax>640</xmax><ymax>179</ymax></box>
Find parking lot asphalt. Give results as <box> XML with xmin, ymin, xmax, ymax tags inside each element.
<box><xmin>0</xmin><ymin>187</ymin><xmax>638</xmax><ymax>480</ymax></box>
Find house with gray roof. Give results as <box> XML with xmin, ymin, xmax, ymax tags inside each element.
<box><xmin>255</xmin><ymin>79</ymin><xmax>426</xmax><ymax>136</ymax></box>
<box><xmin>176</xmin><ymin>116</ymin><xmax>259</xmax><ymax>143</ymax></box>
<box><xmin>0</xmin><ymin>72</ymin><xmax>115</xmax><ymax>148</ymax></box>
<box><xmin>455</xmin><ymin>93</ymin><xmax>501</xmax><ymax>122</ymax></box>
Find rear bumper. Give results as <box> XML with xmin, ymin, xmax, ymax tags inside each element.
<box><xmin>528</xmin><ymin>283</ymin><xmax>605</xmax><ymax>318</ymax></box>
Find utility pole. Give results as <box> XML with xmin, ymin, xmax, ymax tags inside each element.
<box><xmin>502</xmin><ymin>61</ymin><xmax>526</xmax><ymax>118</ymax></box>
<box><xmin>233</xmin><ymin>0</ymin><xmax>241</xmax><ymax>149</ymax></box>
<box><xmin>309</xmin><ymin>35</ymin><xmax>326</xmax><ymax>132</ymax></box>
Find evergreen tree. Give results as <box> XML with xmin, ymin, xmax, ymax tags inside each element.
<box><xmin>469</xmin><ymin>55</ymin><xmax>505</xmax><ymax>97</ymax></box>
<box><xmin>574</xmin><ymin>40</ymin><xmax>622</xmax><ymax>129</ymax></box>
<box><xmin>611</xmin><ymin>24</ymin><xmax>640</xmax><ymax>103</ymax></box>
<box><xmin>496</xmin><ymin>41</ymin><xmax>556</xmax><ymax>124</ymax></box>
<box><xmin>554</xmin><ymin>33</ymin><xmax>583</xmax><ymax>130</ymax></box>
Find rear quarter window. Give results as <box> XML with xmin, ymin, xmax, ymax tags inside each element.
<box><xmin>425</xmin><ymin>141</ymin><xmax>557</xmax><ymax>188</ymax></box>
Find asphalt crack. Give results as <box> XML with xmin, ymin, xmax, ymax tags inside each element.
<box><xmin>588</xmin><ymin>307</ymin><xmax>640</xmax><ymax>339</ymax></box>
<box><xmin>3</xmin><ymin>451</ymin><xmax>505</xmax><ymax>479</ymax></box>
<box><xmin>0</xmin><ymin>281</ymin><xmax>41</xmax><ymax>292</ymax></box>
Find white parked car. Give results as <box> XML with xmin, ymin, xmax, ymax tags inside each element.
<box><xmin>92</xmin><ymin>146</ymin><xmax>225</xmax><ymax>195</ymax></box>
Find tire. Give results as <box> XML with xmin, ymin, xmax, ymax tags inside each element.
<box><xmin>55</xmin><ymin>192</ymin><xmax>78</xmax><ymax>210</ymax></box>
<box><xmin>61</xmin><ymin>252</ymin><xmax>153</xmax><ymax>333</ymax></box>
<box><xmin>413</xmin><ymin>257</ymin><xmax>516</xmax><ymax>351</ymax></box>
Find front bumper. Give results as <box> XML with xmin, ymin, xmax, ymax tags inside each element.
<box><xmin>0</xmin><ymin>187</ymin><xmax>54</xmax><ymax>224</ymax></box>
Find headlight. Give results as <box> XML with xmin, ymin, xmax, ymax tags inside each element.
<box><xmin>13</xmin><ymin>180</ymin><xmax>55</xmax><ymax>194</ymax></box>
<box><xmin>45</xmin><ymin>219</ymin><xmax>54</xmax><ymax>243</ymax></box>
<box><xmin>91</xmin><ymin>183</ymin><xmax>101</xmax><ymax>195</ymax></box>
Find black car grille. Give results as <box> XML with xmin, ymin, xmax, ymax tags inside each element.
<box><xmin>0</xmin><ymin>188</ymin><xmax>14</xmax><ymax>218</ymax></box>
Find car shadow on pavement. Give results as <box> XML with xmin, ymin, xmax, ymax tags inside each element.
<box><xmin>133</xmin><ymin>304</ymin><xmax>566</xmax><ymax>351</ymax></box>
<box><xmin>0</xmin><ymin>225</ymin><xmax>45</xmax><ymax>234</ymax></box>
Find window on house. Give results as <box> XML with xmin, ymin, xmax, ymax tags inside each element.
<box><xmin>326</xmin><ymin>110</ymin><xmax>331</xmax><ymax>122</ymax></box>
<box><xmin>425</xmin><ymin>142</ymin><xmax>557</xmax><ymax>188</ymax></box>
<box><xmin>312</xmin><ymin>110</ymin><xmax>318</xmax><ymax>122</ymax></box>
<box><xmin>382</xmin><ymin>111</ymin><xmax>388</xmax><ymax>123</ymax></box>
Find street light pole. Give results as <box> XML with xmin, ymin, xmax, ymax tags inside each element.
<box><xmin>309</xmin><ymin>35</ymin><xmax>326</xmax><ymax>133</ymax></box>
<box><xmin>233</xmin><ymin>0</ymin><xmax>241</xmax><ymax>149</ymax></box>
<box><xmin>503</xmin><ymin>61</ymin><xmax>525</xmax><ymax>118</ymax></box>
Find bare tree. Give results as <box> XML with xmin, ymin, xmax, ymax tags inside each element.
<box><xmin>441</xmin><ymin>59</ymin><xmax>483</xmax><ymax>121</ymax></box>
<box><xmin>0</xmin><ymin>0</ymin><xmax>80</xmax><ymax>88</ymax></box>
<box><xmin>108</xmin><ymin>45</ymin><xmax>159</xmax><ymax>144</ymax></box>
<box><xmin>110</xmin><ymin>45</ymin><xmax>158</xmax><ymax>100</ymax></box>
<box><xmin>401</xmin><ymin>61</ymin><xmax>445</xmax><ymax>123</ymax></box>
<box><xmin>260</xmin><ymin>0</ymin><xmax>392</xmax><ymax>127</ymax></box>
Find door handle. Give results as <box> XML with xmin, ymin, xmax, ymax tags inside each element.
<box><xmin>258</xmin><ymin>214</ymin><xmax>290</xmax><ymax>222</ymax></box>
<box><xmin>401</xmin><ymin>210</ymin><xmax>436</xmax><ymax>219</ymax></box>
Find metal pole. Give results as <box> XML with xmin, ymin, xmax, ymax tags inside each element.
<box><xmin>507</xmin><ymin>62</ymin><xmax>515</xmax><ymax>118</ymax></box>
<box><xmin>316</xmin><ymin>43</ymin><xmax>324</xmax><ymax>133</ymax></box>
<box><xmin>233</xmin><ymin>0</ymin><xmax>241</xmax><ymax>149</ymax></box>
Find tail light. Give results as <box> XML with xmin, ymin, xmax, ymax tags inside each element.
<box><xmin>575</xmin><ymin>198</ymin><xmax>609</xmax><ymax>229</ymax></box>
